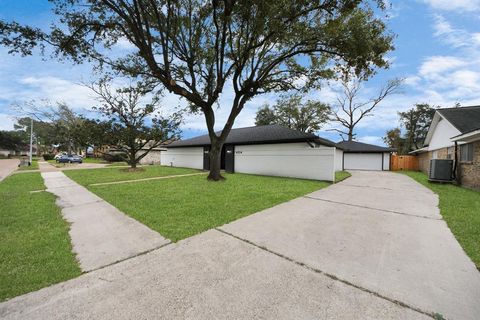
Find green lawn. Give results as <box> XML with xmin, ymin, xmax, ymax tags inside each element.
<box><xmin>64</xmin><ymin>165</ymin><xmax>201</xmax><ymax>185</ymax></box>
<box><xmin>0</xmin><ymin>173</ymin><xmax>81</xmax><ymax>301</ymax></box>
<box><xmin>402</xmin><ymin>171</ymin><xmax>480</xmax><ymax>269</ymax></box>
<box><xmin>335</xmin><ymin>171</ymin><xmax>351</xmax><ymax>183</ymax></box>
<box><xmin>70</xmin><ymin>173</ymin><xmax>329</xmax><ymax>242</ymax></box>
<box><xmin>16</xmin><ymin>159</ymin><xmax>39</xmax><ymax>171</ymax></box>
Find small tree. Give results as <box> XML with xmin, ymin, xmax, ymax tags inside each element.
<box><xmin>330</xmin><ymin>74</ymin><xmax>402</xmax><ymax>141</ymax></box>
<box><xmin>88</xmin><ymin>79</ymin><xmax>181</xmax><ymax>169</ymax></box>
<box><xmin>383</xmin><ymin>127</ymin><xmax>405</xmax><ymax>153</ymax></box>
<box><xmin>255</xmin><ymin>94</ymin><xmax>330</xmax><ymax>133</ymax></box>
<box><xmin>73</xmin><ymin>117</ymin><xmax>114</xmax><ymax>157</ymax></box>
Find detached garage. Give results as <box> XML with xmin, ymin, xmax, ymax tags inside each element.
<box><xmin>161</xmin><ymin>125</ymin><xmax>338</xmax><ymax>181</ymax></box>
<box><xmin>336</xmin><ymin>141</ymin><xmax>394</xmax><ymax>171</ymax></box>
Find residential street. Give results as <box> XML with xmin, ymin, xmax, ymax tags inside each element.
<box><xmin>0</xmin><ymin>159</ymin><xmax>19</xmax><ymax>182</ymax></box>
<box><xmin>1</xmin><ymin>171</ymin><xmax>479</xmax><ymax>319</ymax></box>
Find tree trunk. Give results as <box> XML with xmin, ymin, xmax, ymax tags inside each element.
<box><xmin>129</xmin><ymin>148</ymin><xmax>137</xmax><ymax>169</ymax></box>
<box><xmin>348</xmin><ymin>128</ymin><xmax>354</xmax><ymax>141</ymax></box>
<box><xmin>207</xmin><ymin>140</ymin><xmax>224</xmax><ymax>181</ymax></box>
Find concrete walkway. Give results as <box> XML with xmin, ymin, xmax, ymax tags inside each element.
<box><xmin>0</xmin><ymin>159</ymin><xmax>19</xmax><ymax>181</ymax></box>
<box><xmin>1</xmin><ymin>171</ymin><xmax>479</xmax><ymax>319</ymax></box>
<box><xmin>41</xmin><ymin>171</ymin><xmax>169</xmax><ymax>271</ymax></box>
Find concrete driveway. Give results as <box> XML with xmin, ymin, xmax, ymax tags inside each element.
<box><xmin>1</xmin><ymin>171</ymin><xmax>479</xmax><ymax>319</ymax></box>
<box><xmin>0</xmin><ymin>159</ymin><xmax>19</xmax><ymax>182</ymax></box>
<box><xmin>221</xmin><ymin>171</ymin><xmax>480</xmax><ymax>319</ymax></box>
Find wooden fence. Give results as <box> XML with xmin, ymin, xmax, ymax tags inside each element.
<box><xmin>390</xmin><ymin>155</ymin><xmax>419</xmax><ymax>171</ymax></box>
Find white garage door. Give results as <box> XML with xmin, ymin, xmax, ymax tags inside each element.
<box><xmin>344</xmin><ymin>153</ymin><xmax>383</xmax><ymax>171</ymax></box>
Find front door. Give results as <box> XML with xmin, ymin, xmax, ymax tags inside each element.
<box><xmin>224</xmin><ymin>145</ymin><xmax>235</xmax><ymax>173</ymax></box>
<box><xmin>203</xmin><ymin>146</ymin><xmax>210</xmax><ymax>170</ymax></box>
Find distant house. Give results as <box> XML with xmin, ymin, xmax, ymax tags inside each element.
<box><xmin>411</xmin><ymin>106</ymin><xmax>480</xmax><ymax>189</ymax></box>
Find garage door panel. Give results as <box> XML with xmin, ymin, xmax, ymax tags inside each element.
<box><xmin>344</xmin><ymin>153</ymin><xmax>383</xmax><ymax>171</ymax></box>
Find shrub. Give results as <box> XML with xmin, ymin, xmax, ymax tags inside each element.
<box><xmin>102</xmin><ymin>153</ymin><xmax>126</xmax><ymax>162</ymax></box>
<box><xmin>43</xmin><ymin>154</ymin><xmax>55</xmax><ymax>161</ymax></box>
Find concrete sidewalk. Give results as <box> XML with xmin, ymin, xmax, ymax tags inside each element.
<box><xmin>41</xmin><ymin>171</ymin><xmax>169</xmax><ymax>271</ymax></box>
<box><xmin>0</xmin><ymin>230</ymin><xmax>429</xmax><ymax>320</ymax></box>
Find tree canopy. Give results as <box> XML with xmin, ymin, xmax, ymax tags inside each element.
<box><xmin>1</xmin><ymin>0</ymin><xmax>395</xmax><ymax>179</ymax></box>
<box><xmin>255</xmin><ymin>94</ymin><xmax>331</xmax><ymax>133</ymax></box>
<box><xmin>398</xmin><ymin>103</ymin><xmax>436</xmax><ymax>152</ymax></box>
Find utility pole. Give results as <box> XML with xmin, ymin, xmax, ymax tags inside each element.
<box><xmin>29</xmin><ymin>118</ymin><xmax>33</xmax><ymax>165</ymax></box>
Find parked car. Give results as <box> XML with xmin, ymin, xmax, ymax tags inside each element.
<box><xmin>54</xmin><ymin>152</ymin><xmax>67</xmax><ymax>160</ymax></box>
<box><xmin>56</xmin><ymin>154</ymin><xmax>83</xmax><ymax>164</ymax></box>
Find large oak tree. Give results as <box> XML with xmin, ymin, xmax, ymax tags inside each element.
<box><xmin>1</xmin><ymin>0</ymin><xmax>394</xmax><ymax>180</ymax></box>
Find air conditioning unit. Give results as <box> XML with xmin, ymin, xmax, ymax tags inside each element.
<box><xmin>429</xmin><ymin>159</ymin><xmax>453</xmax><ymax>181</ymax></box>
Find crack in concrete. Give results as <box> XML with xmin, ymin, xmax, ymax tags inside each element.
<box><xmin>215</xmin><ymin>228</ymin><xmax>437</xmax><ymax>319</ymax></box>
<box><xmin>84</xmin><ymin>241</ymin><xmax>172</xmax><ymax>274</ymax></box>
<box><xmin>303</xmin><ymin>196</ymin><xmax>442</xmax><ymax>221</ymax></box>
<box><xmin>88</xmin><ymin>172</ymin><xmax>207</xmax><ymax>187</ymax></box>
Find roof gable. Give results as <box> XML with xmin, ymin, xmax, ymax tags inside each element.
<box><xmin>424</xmin><ymin>106</ymin><xmax>480</xmax><ymax>146</ymax></box>
<box><xmin>437</xmin><ymin>106</ymin><xmax>480</xmax><ymax>134</ymax></box>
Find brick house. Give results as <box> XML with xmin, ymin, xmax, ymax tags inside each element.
<box><xmin>411</xmin><ymin>106</ymin><xmax>480</xmax><ymax>189</ymax></box>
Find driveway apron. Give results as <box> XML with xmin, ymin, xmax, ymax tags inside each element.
<box><xmin>0</xmin><ymin>159</ymin><xmax>20</xmax><ymax>181</ymax></box>
<box><xmin>220</xmin><ymin>170</ymin><xmax>480</xmax><ymax>320</ymax></box>
<box><xmin>41</xmin><ymin>171</ymin><xmax>169</xmax><ymax>271</ymax></box>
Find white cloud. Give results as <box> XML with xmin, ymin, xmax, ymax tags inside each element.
<box><xmin>419</xmin><ymin>56</ymin><xmax>466</xmax><ymax>76</ymax></box>
<box><xmin>423</xmin><ymin>0</ymin><xmax>480</xmax><ymax>12</ymax></box>
<box><xmin>0</xmin><ymin>76</ymin><xmax>97</xmax><ymax>114</ymax></box>
<box><xmin>432</xmin><ymin>15</ymin><xmax>480</xmax><ymax>48</ymax></box>
<box><xmin>0</xmin><ymin>113</ymin><xmax>15</xmax><ymax>130</ymax></box>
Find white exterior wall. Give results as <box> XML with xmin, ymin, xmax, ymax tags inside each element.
<box><xmin>234</xmin><ymin>143</ymin><xmax>335</xmax><ymax>181</ymax></box>
<box><xmin>428</xmin><ymin>119</ymin><xmax>461</xmax><ymax>151</ymax></box>
<box><xmin>161</xmin><ymin>147</ymin><xmax>203</xmax><ymax>169</ymax></box>
<box><xmin>335</xmin><ymin>148</ymin><xmax>344</xmax><ymax>171</ymax></box>
<box><xmin>383</xmin><ymin>152</ymin><xmax>390</xmax><ymax>171</ymax></box>
<box><xmin>0</xmin><ymin>150</ymin><xmax>12</xmax><ymax>157</ymax></box>
<box><xmin>344</xmin><ymin>153</ymin><xmax>383</xmax><ymax>171</ymax></box>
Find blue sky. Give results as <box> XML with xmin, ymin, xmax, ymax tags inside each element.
<box><xmin>1</xmin><ymin>0</ymin><xmax>480</xmax><ymax>145</ymax></box>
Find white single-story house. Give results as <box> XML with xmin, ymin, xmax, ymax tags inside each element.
<box><xmin>411</xmin><ymin>106</ymin><xmax>480</xmax><ymax>189</ymax></box>
<box><xmin>161</xmin><ymin>125</ymin><xmax>394</xmax><ymax>181</ymax></box>
<box><xmin>162</xmin><ymin>124</ymin><xmax>339</xmax><ymax>181</ymax></box>
<box><xmin>336</xmin><ymin>140</ymin><xmax>394</xmax><ymax>171</ymax></box>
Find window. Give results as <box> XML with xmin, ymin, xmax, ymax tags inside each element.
<box><xmin>460</xmin><ymin>143</ymin><xmax>474</xmax><ymax>162</ymax></box>
<box><xmin>432</xmin><ymin>150</ymin><xmax>438</xmax><ymax>159</ymax></box>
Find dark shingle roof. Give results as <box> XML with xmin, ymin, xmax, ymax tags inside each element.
<box><xmin>437</xmin><ymin>106</ymin><xmax>480</xmax><ymax>134</ymax></box>
<box><xmin>336</xmin><ymin>140</ymin><xmax>395</xmax><ymax>152</ymax></box>
<box><xmin>168</xmin><ymin>124</ymin><xmax>336</xmax><ymax>147</ymax></box>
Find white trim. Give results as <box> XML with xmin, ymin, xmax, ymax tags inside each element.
<box><xmin>451</xmin><ymin>129</ymin><xmax>480</xmax><ymax>143</ymax></box>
